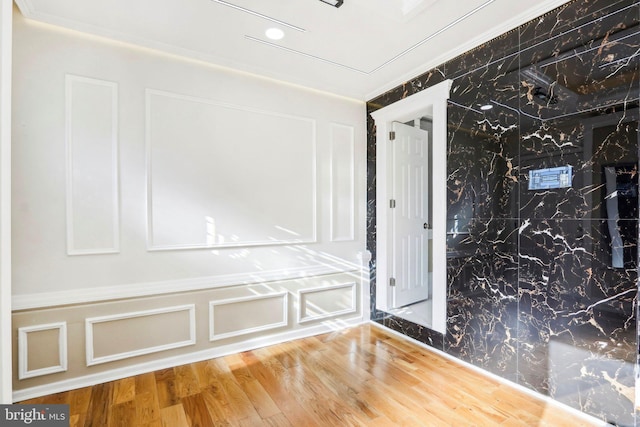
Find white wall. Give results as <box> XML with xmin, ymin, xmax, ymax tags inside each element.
<box><xmin>11</xmin><ymin>11</ymin><xmax>366</xmax><ymax>306</ymax></box>
<box><xmin>0</xmin><ymin>0</ymin><xmax>13</xmax><ymax>404</ymax></box>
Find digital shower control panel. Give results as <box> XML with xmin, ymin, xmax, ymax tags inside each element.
<box><xmin>528</xmin><ymin>166</ymin><xmax>573</xmax><ymax>190</ymax></box>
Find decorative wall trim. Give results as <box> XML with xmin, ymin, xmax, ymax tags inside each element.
<box><xmin>12</xmin><ymin>264</ymin><xmax>359</xmax><ymax>311</ymax></box>
<box><xmin>298</xmin><ymin>282</ymin><xmax>357</xmax><ymax>323</ymax></box>
<box><xmin>18</xmin><ymin>322</ymin><xmax>67</xmax><ymax>380</ymax></box>
<box><xmin>85</xmin><ymin>304</ymin><xmax>196</xmax><ymax>366</ymax></box>
<box><xmin>65</xmin><ymin>74</ymin><xmax>119</xmax><ymax>256</ymax></box>
<box><xmin>329</xmin><ymin>123</ymin><xmax>355</xmax><ymax>242</ymax></box>
<box><xmin>12</xmin><ymin>316</ymin><xmax>368</xmax><ymax>403</ymax></box>
<box><xmin>209</xmin><ymin>292</ymin><xmax>288</xmax><ymax>341</ymax></box>
<box><xmin>145</xmin><ymin>88</ymin><xmax>317</xmax><ymax>251</ymax></box>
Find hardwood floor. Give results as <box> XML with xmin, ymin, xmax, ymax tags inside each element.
<box><xmin>19</xmin><ymin>324</ymin><xmax>600</xmax><ymax>426</ymax></box>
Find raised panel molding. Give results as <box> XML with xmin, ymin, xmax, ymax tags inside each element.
<box><xmin>85</xmin><ymin>304</ymin><xmax>196</xmax><ymax>366</ymax></box>
<box><xmin>65</xmin><ymin>74</ymin><xmax>120</xmax><ymax>255</ymax></box>
<box><xmin>298</xmin><ymin>282</ymin><xmax>357</xmax><ymax>323</ymax></box>
<box><xmin>18</xmin><ymin>322</ymin><xmax>68</xmax><ymax>380</ymax></box>
<box><xmin>209</xmin><ymin>292</ymin><xmax>288</xmax><ymax>341</ymax></box>
<box><xmin>146</xmin><ymin>89</ymin><xmax>317</xmax><ymax>251</ymax></box>
<box><xmin>329</xmin><ymin>123</ymin><xmax>355</xmax><ymax>242</ymax></box>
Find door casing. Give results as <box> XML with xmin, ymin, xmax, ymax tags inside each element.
<box><xmin>370</xmin><ymin>79</ymin><xmax>452</xmax><ymax>334</ymax></box>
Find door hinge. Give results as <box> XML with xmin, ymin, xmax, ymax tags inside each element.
<box><xmin>389</xmin><ymin>131</ymin><xmax>396</xmax><ymax>141</ymax></box>
<box><xmin>389</xmin><ymin>277</ymin><xmax>396</xmax><ymax>287</ymax></box>
<box><xmin>390</xmin><ymin>199</ymin><xmax>396</xmax><ymax>209</ymax></box>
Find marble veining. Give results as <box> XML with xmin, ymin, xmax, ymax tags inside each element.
<box><xmin>518</xmin><ymin>219</ymin><xmax>636</xmax><ymax>425</ymax></box>
<box><xmin>366</xmin><ymin>0</ymin><xmax>640</xmax><ymax>425</ymax></box>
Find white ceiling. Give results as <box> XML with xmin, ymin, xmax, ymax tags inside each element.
<box><xmin>15</xmin><ymin>0</ymin><xmax>570</xmax><ymax>100</ymax></box>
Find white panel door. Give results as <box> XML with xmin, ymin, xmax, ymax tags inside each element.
<box><xmin>391</xmin><ymin>122</ymin><xmax>430</xmax><ymax>308</ymax></box>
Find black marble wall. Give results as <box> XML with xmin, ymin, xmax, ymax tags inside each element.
<box><xmin>367</xmin><ymin>1</ymin><xmax>639</xmax><ymax>425</ymax></box>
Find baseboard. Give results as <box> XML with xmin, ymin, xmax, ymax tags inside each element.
<box><xmin>369</xmin><ymin>321</ymin><xmax>609</xmax><ymax>427</ymax></box>
<box><xmin>12</xmin><ymin>315</ymin><xmax>367</xmax><ymax>402</ymax></box>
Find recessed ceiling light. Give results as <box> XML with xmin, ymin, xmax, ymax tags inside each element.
<box><xmin>480</xmin><ymin>104</ymin><xmax>493</xmax><ymax>111</ymax></box>
<box><xmin>265</xmin><ymin>28</ymin><xmax>285</xmax><ymax>40</ymax></box>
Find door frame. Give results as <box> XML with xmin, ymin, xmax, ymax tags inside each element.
<box><xmin>370</xmin><ymin>79</ymin><xmax>451</xmax><ymax>334</ymax></box>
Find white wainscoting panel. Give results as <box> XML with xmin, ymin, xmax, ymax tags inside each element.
<box><xmin>85</xmin><ymin>304</ymin><xmax>196</xmax><ymax>366</ymax></box>
<box><xmin>329</xmin><ymin>123</ymin><xmax>355</xmax><ymax>242</ymax></box>
<box><xmin>146</xmin><ymin>89</ymin><xmax>317</xmax><ymax>250</ymax></box>
<box><xmin>298</xmin><ymin>282</ymin><xmax>357</xmax><ymax>323</ymax></box>
<box><xmin>18</xmin><ymin>322</ymin><xmax>68</xmax><ymax>380</ymax></box>
<box><xmin>65</xmin><ymin>75</ymin><xmax>119</xmax><ymax>255</ymax></box>
<box><xmin>209</xmin><ymin>292</ymin><xmax>288</xmax><ymax>341</ymax></box>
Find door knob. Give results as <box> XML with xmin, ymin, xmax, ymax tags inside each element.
<box><xmin>423</xmin><ymin>223</ymin><xmax>430</xmax><ymax>229</ymax></box>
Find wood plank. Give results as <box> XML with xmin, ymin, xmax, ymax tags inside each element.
<box><xmin>263</xmin><ymin>413</ymin><xmax>293</xmax><ymax>427</ymax></box>
<box><xmin>69</xmin><ymin>387</ymin><xmax>92</xmax><ymax>416</ymax></box>
<box><xmin>134</xmin><ymin>372</ymin><xmax>157</xmax><ymax>394</ymax></box>
<box><xmin>112</xmin><ymin>377</ymin><xmax>135</xmax><ymax>405</ymax></box>
<box><xmin>181</xmin><ymin>393</ymin><xmax>214</xmax><ymax>427</ymax></box>
<box><xmin>108</xmin><ymin>400</ymin><xmax>136</xmax><ymax>427</ymax></box>
<box><xmin>200</xmin><ymin>386</ymin><xmax>234</xmax><ymax>427</ymax></box>
<box><xmin>160</xmin><ymin>404</ymin><xmax>189</xmax><ymax>427</ymax></box>
<box><xmin>224</xmin><ymin>354</ymin><xmax>281</xmax><ymax>419</ymax></box>
<box><xmin>69</xmin><ymin>413</ymin><xmax>85</xmax><ymax>427</ymax></box>
<box><xmin>241</xmin><ymin>350</ymin><xmax>321</xmax><ymax>427</ymax></box>
<box><xmin>134</xmin><ymin>391</ymin><xmax>160</xmax><ymax>425</ymax></box>
<box><xmin>155</xmin><ymin>368</ymin><xmax>180</xmax><ymax>408</ymax></box>
<box><xmin>173</xmin><ymin>364</ymin><xmax>200</xmax><ymax>398</ymax></box>
<box><xmin>301</xmin><ymin>348</ymin><xmax>379</xmax><ymax>421</ymax></box>
<box><xmin>209</xmin><ymin>358</ymin><xmax>262</xmax><ymax>425</ymax></box>
<box><xmin>84</xmin><ymin>381</ymin><xmax>113</xmax><ymax>427</ymax></box>
<box><xmin>133</xmin><ymin>372</ymin><xmax>161</xmax><ymax>425</ymax></box>
<box><xmin>280</xmin><ymin>355</ymin><xmax>367</xmax><ymax>426</ymax></box>
<box><xmin>191</xmin><ymin>360</ymin><xmax>219</xmax><ymax>389</ymax></box>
